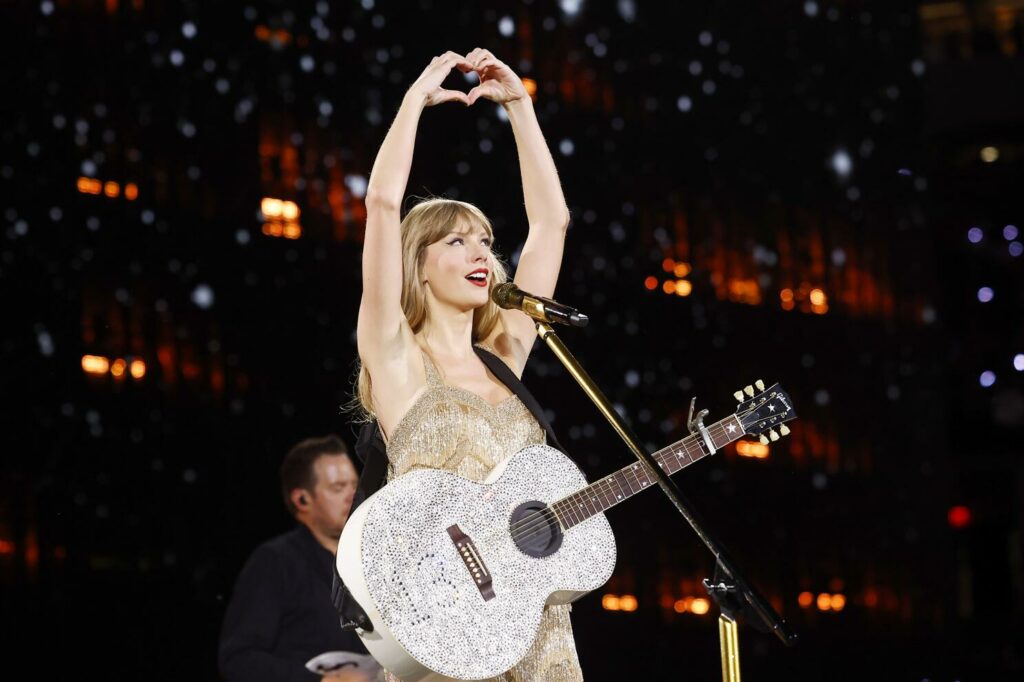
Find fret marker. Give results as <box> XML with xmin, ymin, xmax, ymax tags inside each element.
<box><xmin>727</xmin><ymin>423</ymin><xmax>736</xmax><ymax>433</ymax></box>
<box><xmin>617</xmin><ymin>495</ymin><xmax>621</xmax><ymax>499</ymax></box>
<box><xmin>769</xmin><ymin>404</ymin><xmax>776</xmax><ymax>412</ymax></box>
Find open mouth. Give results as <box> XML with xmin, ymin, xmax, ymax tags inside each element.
<box><xmin>465</xmin><ymin>269</ymin><xmax>489</xmax><ymax>287</ymax></box>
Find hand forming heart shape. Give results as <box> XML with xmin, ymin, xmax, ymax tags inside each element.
<box><xmin>410</xmin><ymin>49</ymin><xmax>530</xmax><ymax>108</ymax></box>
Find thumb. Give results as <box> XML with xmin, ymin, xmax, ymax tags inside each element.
<box><xmin>466</xmin><ymin>86</ymin><xmax>486</xmax><ymax>106</ymax></box>
<box><xmin>436</xmin><ymin>89</ymin><xmax>470</xmax><ymax>106</ymax></box>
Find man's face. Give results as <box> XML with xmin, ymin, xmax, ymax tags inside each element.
<box><xmin>306</xmin><ymin>454</ymin><xmax>359</xmax><ymax>539</ymax></box>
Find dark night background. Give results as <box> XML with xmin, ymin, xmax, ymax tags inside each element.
<box><xmin>2</xmin><ymin>0</ymin><xmax>1022</xmax><ymax>679</ymax></box>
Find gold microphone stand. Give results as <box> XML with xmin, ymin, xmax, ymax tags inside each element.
<box><xmin>534</xmin><ymin>320</ymin><xmax>795</xmax><ymax>681</ymax></box>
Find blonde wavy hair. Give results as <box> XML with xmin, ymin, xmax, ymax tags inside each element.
<box><xmin>350</xmin><ymin>197</ymin><xmax>510</xmax><ymax>421</ymax></box>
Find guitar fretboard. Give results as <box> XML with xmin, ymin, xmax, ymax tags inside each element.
<box><xmin>549</xmin><ymin>415</ymin><xmax>744</xmax><ymax>530</ymax></box>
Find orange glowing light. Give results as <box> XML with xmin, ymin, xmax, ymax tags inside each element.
<box><xmin>690</xmin><ymin>598</ymin><xmax>710</xmax><ymax>615</ymax></box>
<box><xmin>261</xmin><ymin>197</ymin><xmax>284</xmax><ymax>218</ymax></box>
<box><xmin>809</xmin><ymin>288</ymin><xmax>826</xmax><ymax>306</ymax></box>
<box><xmin>644</xmin><ymin>276</ymin><xmax>658</xmax><ymax>290</ymax></box>
<box><xmin>522</xmin><ymin>77</ymin><xmax>538</xmax><ymax>98</ymax></box>
<box><xmin>602</xmin><ymin>594</ymin><xmax>621</xmax><ymax>611</ymax></box>
<box><xmin>619</xmin><ymin>594</ymin><xmax>638</xmax><ymax>612</ymax></box>
<box><xmin>124</xmin><ymin>183</ymin><xmax>139</xmax><ymax>200</ymax></box>
<box><xmin>104</xmin><ymin>181</ymin><xmax>120</xmax><ymax>198</ymax></box>
<box><xmin>281</xmin><ymin>200</ymin><xmax>300</xmax><ymax>220</ymax></box>
<box><xmin>673</xmin><ymin>598</ymin><xmax>689</xmax><ymax>613</ymax></box>
<box><xmin>780</xmin><ymin>288</ymin><xmax>794</xmax><ymax>302</ymax></box>
<box><xmin>662</xmin><ymin>280</ymin><xmax>676</xmax><ymax>294</ymax></box>
<box><xmin>77</xmin><ymin>177</ymin><xmax>102</xmax><ymax>194</ymax></box>
<box><xmin>674</xmin><ymin>280</ymin><xmax>692</xmax><ymax>296</ymax></box>
<box><xmin>673</xmin><ymin>262</ymin><xmax>691</xmax><ymax>277</ymax></box>
<box><xmin>0</xmin><ymin>539</ymin><xmax>14</xmax><ymax>555</ymax></box>
<box><xmin>262</xmin><ymin>222</ymin><xmax>283</xmax><ymax>237</ymax></box>
<box><xmin>798</xmin><ymin>591</ymin><xmax>814</xmax><ymax>608</ymax></box>
<box><xmin>816</xmin><ymin>593</ymin><xmax>832</xmax><ymax>611</ymax></box>
<box><xmin>283</xmin><ymin>223</ymin><xmax>302</xmax><ymax>239</ymax></box>
<box><xmin>830</xmin><ymin>593</ymin><xmax>846</xmax><ymax>611</ymax></box>
<box><xmin>255</xmin><ymin>25</ymin><xmax>271</xmax><ymax>40</ymax></box>
<box><xmin>662</xmin><ymin>257</ymin><xmax>676</xmax><ymax>273</ymax></box>
<box><xmin>736</xmin><ymin>440</ymin><xmax>769</xmax><ymax>458</ymax></box>
<box><xmin>130</xmin><ymin>359</ymin><xmax>146</xmax><ymax>379</ymax></box>
<box><xmin>110</xmin><ymin>358</ymin><xmax>127</xmax><ymax>378</ymax></box>
<box><xmin>82</xmin><ymin>355</ymin><xmax>110</xmax><ymax>375</ymax></box>
<box><xmin>863</xmin><ymin>588</ymin><xmax>879</xmax><ymax>607</ymax></box>
<box><xmin>781</xmin><ymin>299</ymin><xmax>795</xmax><ymax>311</ymax></box>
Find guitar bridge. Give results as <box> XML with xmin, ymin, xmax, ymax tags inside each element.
<box><xmin>446</xmin><ymin>524</ymin><xmax>495</xmax><ymax>601</ymax></box>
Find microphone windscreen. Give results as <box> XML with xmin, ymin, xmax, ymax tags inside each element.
<box><xmin>491</xmin><ymin>282</ymin><xmax>522</xmax><ymax>309</ymax></box>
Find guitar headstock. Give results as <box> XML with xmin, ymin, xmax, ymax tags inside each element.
<box><xmin>733</xmin><ymin>381</ymin><xmax>797</xmax><ymax>444</ymax></box>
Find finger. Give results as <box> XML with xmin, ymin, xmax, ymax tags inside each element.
<box><xmin>466</xmin><ymin>85</ymin><xmax>493</xmax><ymax>106</ymax></box>
<box><xmin>436</xmin><ymin>89</ymin><xmax>471</xmax><ymax>106</ymax></box>
<box><xmin>473</xmin><ymin>49</ymin><xmax>496</xmax><ymax>67</ymax></box>
<box><xmin>475</xmin><ymin>56</ymin><xmax>500</xmax><ymax>73</ymax></box>
<box><xmin>440</xmin><ymin>53</ymin><xmax>475</xmax><ymax>73</ymax></box>
<box><xmin>465</xmin><ymin>48</ymin><xmax>483</xmax><ymax>64</ymax></box>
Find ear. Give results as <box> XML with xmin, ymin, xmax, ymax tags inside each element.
<box><xmin>290</xmin><ymin>489</ymin><xmax>311</xmax><ymax>512</ymax></box>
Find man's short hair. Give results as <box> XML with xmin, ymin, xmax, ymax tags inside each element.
<box><xmin>279</xmin><ymin>435</ymin><xmax>350</xmax><ymax>516</ymax></box>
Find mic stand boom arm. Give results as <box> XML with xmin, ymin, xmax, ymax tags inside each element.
<box><xmin>534</xmin><ymin>321</ymin><xmax>797</xmax><ymax>680</ymax></box>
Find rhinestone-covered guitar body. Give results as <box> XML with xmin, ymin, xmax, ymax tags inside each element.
<box><xmin>336</xmin><ymin>444</ymin><xmax>616</xmax><ymax>681</ymax></box>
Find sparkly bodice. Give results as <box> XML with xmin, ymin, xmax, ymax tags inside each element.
<box><xmin>384</xmin><ymin>349</ymin><xmax>546</xmax><ymax>482</ymax></box>
<box><xmin>380</xmin><ymin>349</ymin><xmax>584</xmax><ymax>682</ymax></box>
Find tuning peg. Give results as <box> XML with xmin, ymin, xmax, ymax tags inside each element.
<box><xmin>734</xmin><ymin>390</ymin><xmax>744</xmax><ymax>402</ymax></box>
<box><xmin>759</xmin><ymin>434</ymin><xmax>769</xmax><ymax>445</ymax></box>
<box><xmin>755</xmin><ymin>379</ymin><xmax>765</xmax><ymax>392</ymax></box>
<box><xmin>769</xmin><ymin>429</ymin><xmax>779</xmax><ymax>442</ymax></box>
<box><xmin>743</xmin><ymin>385</ymin><xmax>755</xmax><ymax>397</ymax></box>
<box><xmin>780</xmin><ymin>424</ymin><xmax>790</xmax><ymax>436</ymax></box>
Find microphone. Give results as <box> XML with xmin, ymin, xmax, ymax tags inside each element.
<box><xmin>491</xmin><ymin>283</ymin><xmax>589</xmax><ymax>327</ymax></box>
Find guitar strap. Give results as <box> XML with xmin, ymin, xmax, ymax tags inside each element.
<box><xmin>332</xmin><ymin>345</ymin><xmax>566</xmax><ymax>631</ymax></box>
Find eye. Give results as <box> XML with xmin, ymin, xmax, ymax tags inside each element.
<box><xmin>447</xmin><ymin>237</ymin><xmax>464</xmax><ymax>246</ymax></box>
<box><xmin>481</xmin><ymin>238</ymin><xmax>492</xmax><ymax>247</ymax></box>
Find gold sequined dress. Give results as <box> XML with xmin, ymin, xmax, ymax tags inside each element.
<box><xmin>380</xmin><ymin>349</ymin><xmax>584</xmax><ymax>682</ymax></box>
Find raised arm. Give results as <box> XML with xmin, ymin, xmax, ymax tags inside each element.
<box><xmin>357</xmin><ymin>52</ymin><xmax>474</xmax><ymax>361</ymax></box>
<box><xmin>466</xmin><ymin>49</ymin><xmax>571</xmax><ymax>373</ymax></box>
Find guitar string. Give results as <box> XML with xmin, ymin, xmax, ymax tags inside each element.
<box><xmin>505</xmin><ymin>403</ymin><xmax>788</xmax><ymax>546</ymax></box>
<box><xmin>502</xmin><ymin>419</ymin><xmax>738</xmax><ymax>546</ymax></box>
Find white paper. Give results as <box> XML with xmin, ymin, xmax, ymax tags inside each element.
<box><xmin>304</xmin><ymin>650</ymin><xmax>382</xmax><ymax>675</ymax></box>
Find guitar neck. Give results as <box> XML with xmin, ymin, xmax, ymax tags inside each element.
<box><xmin>550</xmin><ymin>414</ymin><xmax>745</xmax><ymax>530</ymax></box>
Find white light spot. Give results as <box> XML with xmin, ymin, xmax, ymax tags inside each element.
<box><xmin>1010</xmin><ymin>241</ymin><xmax>1023</xmax><ymax>257</ymax></box>
<box><xmin>831</xmin><ymin>149</ymin><xmax>853</xmax><ymax>178</ymax></box>
<box><xmin>37</xmin><ymin>329</ymin><xmax>54</xmax><ymax>357</ymax></box>
<box><xmin>559</xmin><ymin>139</ymin><xmax>574</xmax><ymax>156</ymax></box>
<box><xmin>169</xmin><ymin>50</ymin><xmax>184</xmax><ymax>67</ymax></box>
<box><xmin>182</xmin><ymin>21</ymin><xmax>197</xmax><ymax>39</ymax></box>
<box><xmin>677</xmin><ymin>96</ymin><xmax>692</xmax><ymax>112</ymax></box>
<box><xmin>625</xmin><ymin>370</ymin><xmax>640</xmax><ymax>388</ymax></box>
<box><xmin>967</xmin><ymin>226</ymin><xmax>983</xmax><ymax>243</ymax></box>
<box><xmin>699</xmin><ymin>31</ymin><xmax>713</xmax><ymax>46</ymax></box>
<box><xmin>235</xmin><ymin>229</ymin><xmax>251</xmax><ymax>245</ymax></box>
<box><xmin>191</xmin><ymin>284</ymin><xmax>214</xmax><ymax>309</ymax></box>
<box><xmin>617</xmin><ymin>0</ymin><xmax>636</xmax><ymax>23</ymax></box>
<box><xmin>979</xmin><ymin>371</ymin><xmax>995</xmax><ymax>388</ymax></box>
<box><xmin>911</xmin><ymin>59</ymin><xmax>926</xmax><ymax>77</ymax></box>
<box><xmin>498</xmin><ymin>16</ymin><xmax>515</xmax><ymax>37</ymax></box>
<box><xmin>1003</xmin><ymin>224</ymin><xmax>1018</xmax><ymax>241</ymax></box>
<box><xmin>344</xmin><ymin>174</ymin><xmax>368</xmax><ymax>198</ymax></box>
<box><xmin>300</xmin><ymin>55</ymin><xmax>315</xmax><ymax>72</ymax></box>
<box><xmin>977</xmin><ymin>287</ymin><xmax>993</xmax><ymax>303</ymax></box>
<box><xmin>1013</xmin><ymin>354</ymin><xmax>1024</xmax><ymax>372</ymax></box>
<box><xmin>688</xmin><ymin>60</ymin><xmax>702</xmax><ymax>76</ymax></box>
<box><xmin>804</xmin><ymin>1</ymin><xmax>819</xmax><ymax>17</ymax></box>
<box><xmin>560</xmin><ymin>0</ymin><xmax>583</xmax><ymax>17</ymax></box>
<box><xmin>702</xmin><ymin>80</ymin><xmax>716</xmax><ymax>95</ymax></box>
<box><xmin>318</xmin><ymin>100</ymin><xmax>333</xmax><ymax>116</ymax></box>
<box><xmin>41</xmin><ymin>1</ymin><xmax>55</xmax><ymax>16</ymax></box>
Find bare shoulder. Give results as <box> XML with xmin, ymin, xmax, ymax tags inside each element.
<box><xmin>359</xmin><ymin>322</ymin><xmax>428</xmax><ymax>437</ymax></box>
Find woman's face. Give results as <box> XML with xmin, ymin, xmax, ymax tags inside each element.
<box><xmin>421</xmin><ymin>222</ymin><xmax>494</xmax><ymax>313</ymax></box>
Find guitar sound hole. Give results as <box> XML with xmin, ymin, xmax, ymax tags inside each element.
<box><xmin>510</xmin><ymin>500</ymin><xmax>564</xmax><ymax>558</ymax></box>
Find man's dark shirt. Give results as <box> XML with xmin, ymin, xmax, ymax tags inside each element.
<box><xmin>219</xmin><ymin>525</ymin><xmax>367</xmax><ymax>681</ymax></box>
